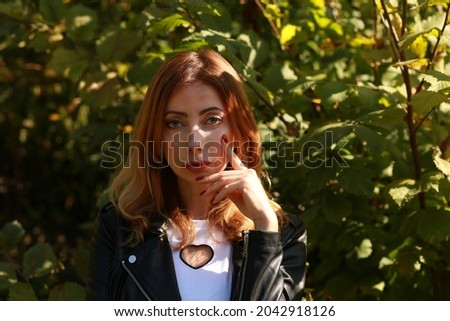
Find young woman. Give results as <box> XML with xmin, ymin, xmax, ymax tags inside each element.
<box><xmin>86</xmin><ymin>50</ymin><xmax>307</xmax><ymax>300</ymax></box>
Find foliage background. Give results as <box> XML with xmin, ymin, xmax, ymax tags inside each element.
<box><xmin>1</xmin><ymin>0</ymin><xmax>450</xmax><ymax>300</ymax></box>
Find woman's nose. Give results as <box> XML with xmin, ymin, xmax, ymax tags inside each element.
<box><xmin>187</xmin><ymin>127</ymin><xmax>204</xmax><ymax>151</ymax></box>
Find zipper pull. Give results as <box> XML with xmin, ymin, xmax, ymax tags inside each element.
<box><xmin>242</xmin><ymin>230</ymin><xmax>249</xmax><ymax>257</ymax></box>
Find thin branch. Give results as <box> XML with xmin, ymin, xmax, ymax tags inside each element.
<box><xmin>177</xmin><ymin>0</ymin><xmax>201</xmax><ymax>31</ymax></box>
<box><xmin>413</xmin><ymin>3</ymin><xmax>450</xmax><ymax>132</ymax></box>
<box><xmin>243</xmin><ymin>77</ymin><xmax>294</xmax><ymax>134</ymax></box>
<box><xmin>379</xmin><ymin>0</ymin><xmax>401</xmax><ymax>49</ymax></box>
<box><xmin>377</xmin><ymin>0</ymin><xmax>425</xmax><ymax>208</ymax></box>
<box><xmin>413</xmin><ymin>106</ymin><xmax>435</xmax><ymax>134</ymax></box>
<box><xmin>373</xmin><ymin>2</ymin><xmax>380</xmax><ymax>84</ymax></box>
<box><xmin>254</xmin><ymin>0</ymin><xmax>280</xmax><ymax>39</ymax></box>
<box><xmin>376</xmin><ymin>0</ymin><xmax>403</xmax><ymax>72</ymax></box>
<box><xmin>401</xmin><ymin>0</ymin><xmax>407</xmax><ymax>36</ymax></box>
<box><xmin>427</xmin><ymin>3</ymin><xmax>450</xmax><ymax>69</ymax></box>
<box><xmin>244</xmin><ymin>78</ymin><xmax>281</xmax><ymax>118</ymax></box>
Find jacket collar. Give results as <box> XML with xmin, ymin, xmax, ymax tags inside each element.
<box><xmin>119</xmin><ymin>220</ymin><xmax>182</xmax><ymax>300</ymax></box>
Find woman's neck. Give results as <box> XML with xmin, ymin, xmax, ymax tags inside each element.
<box><xmin>177</xmin><ymin>179</ymin><xmax>210</xmax><ymax>219</ymax></box>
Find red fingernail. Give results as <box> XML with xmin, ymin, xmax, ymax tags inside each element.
<box><xmin>200</xmin><ymin>190</ymin><xmax>206</xmax><ymax>196</ymax></box>
<box><xmin>222</xmin><ymin>135</ymin><xmax>228</xmax><ymax>143</ymax></box>
<box><xmin>196</xmin><ymin>176</ymin><xmax>204</xmax><ymax>181</ymax></box>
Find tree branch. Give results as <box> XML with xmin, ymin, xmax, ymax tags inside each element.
<box><xmin>378</xmin><ymin>0</ymin><xmax>425</xmax><ymax>209</ymax></box>
<box><xmin>413</xmin><ymin>4</ymin><xmax>450</xmax><ymax>132</ymax></box>
<box><xmin>254</xmin><ymin>0</ymin><xmax>280</xmax><ymax>40</ymax></box>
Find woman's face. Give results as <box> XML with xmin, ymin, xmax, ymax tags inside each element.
<box><xmin>161</xmin><ymin>81</ymin><xmax>231</xmax><ymax>183</ymax></box>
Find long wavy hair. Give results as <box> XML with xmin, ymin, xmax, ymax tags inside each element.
<box><xmin>109</xmin><ymin>49</ymin><xmax>286</xmax><ymax>248</ymax></box>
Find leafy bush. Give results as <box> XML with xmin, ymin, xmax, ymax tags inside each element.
<box><xmin>0</xmin><ymin>221</ymin><xmax>86</xmax><ymax>300</ymax></box>
<box><xmin>0</xmin><ymin>0</ymin><xmax>449</xmax><ymax>300</ymax></box>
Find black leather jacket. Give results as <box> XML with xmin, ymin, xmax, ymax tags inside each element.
<box><xmin>86</xmin><ymin>203</ymin><xmax>307</xmax><ymax>301</ymax></box>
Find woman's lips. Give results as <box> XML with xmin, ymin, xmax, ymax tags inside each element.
<box><xmin>185</xmin><ymin>160</ymin><xmax>220</xmax><ymax>171</ymax></box>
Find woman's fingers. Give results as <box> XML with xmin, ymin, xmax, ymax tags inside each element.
<box><xmin>221</xmin><ymin>135</ymin><xmax>246</xmax><ymax>170</ymax></box>
<box><xmin>209</xmin><ymin>181</ymin><xmax>243</xmax><ymax>205</ymax></box>
<box><xmin>199</xmin><ymin>174</ymin><xmax>239</xmax><ymax>197</ymax></box>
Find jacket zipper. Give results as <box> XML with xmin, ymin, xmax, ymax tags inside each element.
<box><xmin>238</xmin><ymin>230</ymin><xmax>249</xmax><ymax>300</ymax></box>
<box><xmin>121</xmin><ymin>260</ymin><xmax>152</xmax><ymax>301</ymax></box>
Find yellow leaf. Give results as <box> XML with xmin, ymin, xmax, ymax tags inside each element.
<box><xmin>349</xmin><ymin>36</ymin><xmax>376</xmax><ymax>48</ymax></box>
<box><xmin>310</xmin><ymin>0</ymin><xmax>325</xmax><ymax>9</ymax></box>
<box><xmin>280</xmin><ymin>24</ymin><xmax>299</xmax><ymax>45</ymax></box>
<box><xmin>411</xmin><ymin>36</ymin><xmax>428</xmax><ymax>58</ymax></box>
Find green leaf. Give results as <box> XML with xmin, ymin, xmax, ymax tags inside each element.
<box><xmin>66</xmin><ymin>4</ymin><xmax>98</xmax><ymax>42</ymax></box>
<box><xmin>410</xmin><ymin>91</ymin><xmax>448</xmax><ymax>114</ymax></box>
<box><xmin>359</xmin><ymin>108</ymin><xmax>405</xmax><ymax>127</ymax></box>
<box><xmin>429</xmin><ymin>0</ymin><xmax>450</xmax><ymax>6</ymax></box>
<box><xmin>39</xmin><ymin>0</ymin><xmax>64</xmax><ymax>23</ymax></box>
<box><xmin>355</xmin><ymin>238</ymin><xmax>373</xmax><ymax>259</ymax></box>
<box><xmin>0</xmin><ymin>221</ymin><xmax>25</xmax><ymax>252</ymax></box>
<box><xmin>310</xmin><ymin>122</ymin><xmax>354</xmax><ymax>144</ymax></box>
<box><xmin>190</xmin><ymin>1</ymin><xmax>230</xmax><ymax>32</ymax></box>
<box><xmin>0</xmin><ymin>262</ymin><xmax>17</xmax><ymax>293</ymax></box>
<box><xmin>416</xmin><ymin>210</ymin><xmax>450</xmax><ymax>243</ymax></box>
<box><xmin>8</xmin><ymin>282</ymin><xmax>37</xmax><ymax>301</ymax></box>
<box><xmin>324</xmin><ymin>274</ymin><xmax>357</xmax><ymax>300</ymax></box>
<box><xmin>23</xmin><ymin>243</ymin><xmax>59</xmax><ymax>278</ymax></box>
<box><xmin>356</xmin><ymin>86</ymin><xmax>382</xmax><ymax>109</ymax></box>
<box><xmin>261</xmin><ymin>62</ymin><xmax>297</xmax><ymax>92</ymax></box>
<box><xmin>388</xmin><ymin>179</ymin><xmax>419</xmax><ymax>207</ymax></box>
<box><xmin>245</xmin><ymin>76</ymin><xmax>274</xmax><ymax>106</ymax></box>
<box><xmin>84</xmin><ymin>78</ymin><xmax>121</xmax><ymax>108</ymax></box>
<box><xmin>279</xmin><ymin>95</ymin><xmax>311</xmax><ymax>114</ymax></box>
<box><xmin>148</xmin><ymin>13</ymin><xmax>190</xmax><ymax>35</ymax></box>
<box><xmin>312</xmin><ymin>10</ymin><xmax>332</xmax><ymax>29</ymax></box>
<box><xmin>433</xmin><ymin>148</ymin><xmax>450</xmax><ymax>176</ymax></box>
<box><xmin>354</xmin><ymin>125</ymin><xmax>389</xmax><ymax>155</ymax></box>
<box><xmin>419</xmin><ymin>171</ymin><xmax>444</xmax><ymax>193</ymax></box>
<box><xmin>328</xmin><ymin>22</ymin><xmax>344</xmax><ymax>37</ymax></box>
<box><xmin>237</xmin><ymin>30</ymin><xmax>269</xmax><ymax>69</ymax></box>
<box><xmin>48</xmin><ymin>47</ymin><xmax>89</xmax><ymax>79</ymax></box>
<box><xmin>428</xmin><ymin>81</ymin><xmax>450</xmax><ymax>92</ymax></box>
<box><xmin>184</xmin><ymin>0</ymin><xmax>222</xmax><ymax>14</ymax></box>
<box><xmin>96</xmin><ymin>28</ymin><xmax>140</xmax><ymax>63</ymax></box>
<box><xmin>316</xmin><ymin>81</ymin><xmax>349</xmax><ymax>109</ymax></box>
<box><xmin>322</xmin><ymin>196</ymin><xmax>351</xmax><ymax>225</ymax></box>
<box><xmin>340</xmin><ymin>168</ymin><xmax>375</xmax><ymax>196</ymax></box>
<box><xmin>127</xmin><ymin>55</ymin><xmax>164</xmax><ymax>85</ymax></box>
<box><xmin>423</xmin><ymin>69</ymin><xmax>450</xmax><ymax>82</ymax></box>
<box><xmin>398</xmin><ymin>28</ymin><xmax>440</xmax><ymax>51</ymax></box>
<box><xmin>48</xmin><ymin>282</ymin><xmax>86</xmax><ymax>300</ymax></box>
<box><xmin>396</xmin><ymin>246</ymin><xmax>420</xmax><ymax>277</ymax></box>
<box><xmin>421</xmin><ymin>69</ymin><xmax>450</xmax><ymax>92</ymax></box>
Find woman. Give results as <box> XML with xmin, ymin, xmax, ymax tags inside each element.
<box><xmin>86</xmin><ymin>49</ymin><xmax>307</xmax><ymax>300</ymax></box>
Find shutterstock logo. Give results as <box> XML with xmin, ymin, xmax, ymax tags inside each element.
<box><xmin>99</xmin><ymin>131</ymin><xmax>349</xmax><ymax>170</ymax></box>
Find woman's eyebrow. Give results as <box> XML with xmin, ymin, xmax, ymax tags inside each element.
<box><xmin>164</xmin><ymin>110</ymin><xmax>187</xmax><ymax>117</ymax></box>
<box><xmin>199</xmin><ymin>106</ymin><xmax>223</xmax><ymax>115</ymax></box>
<box><xmin>164</xmin><ymin>106</ymin><xmax>223</xmax><ymax>117</ymax></box>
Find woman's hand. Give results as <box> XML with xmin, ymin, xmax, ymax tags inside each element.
<box><xmin>197</xmin><ymin>135</ymin><xmax>278</xmax><ymax>232</ymax></box>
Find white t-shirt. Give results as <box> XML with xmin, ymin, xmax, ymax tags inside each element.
<box><xmin>165</xmin><ymin>220</ymin><xmax>233</xmax><ymax>301</ymax></box>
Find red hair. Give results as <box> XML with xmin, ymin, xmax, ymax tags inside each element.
<box><xmin>109</xmin><ymin>50</ymin><xmax>283</xmax><ymax>247</ymax></box>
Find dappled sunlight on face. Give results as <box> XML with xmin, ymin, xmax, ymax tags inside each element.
<box><xmin>162</xmin><ymin>82</ymin><xmax>232</xmax><ymax>182</ymax></box>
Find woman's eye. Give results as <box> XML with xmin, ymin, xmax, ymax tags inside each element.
<box><xmin>205</xmin><ymin>116</ymin><xmax>222</xmax><ymax>125</ymax></box>
<box><xmin>166</xmin><ymin>120</ymin><xmax>182</xmax><ymax>128</ymax></box>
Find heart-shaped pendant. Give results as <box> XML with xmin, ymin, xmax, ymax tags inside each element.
<box><xmin>180</xmin><ymin>244</ymin><xmax>214</xmax><ymax>269</ymax></box>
